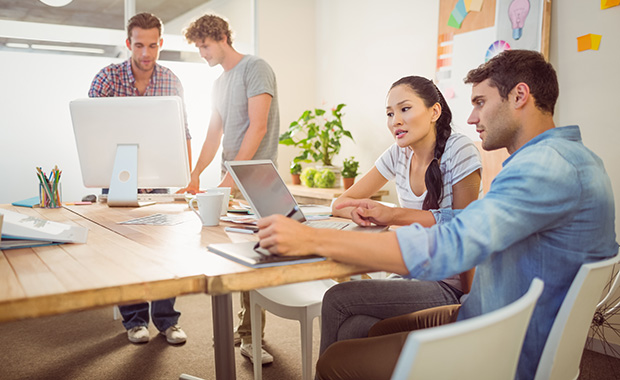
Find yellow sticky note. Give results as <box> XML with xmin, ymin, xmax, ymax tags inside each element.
<box><xmin>464</xmin><ymin>0</ymin><xmax>472</xmax><ymax>11</ymax></box>
<box><xmin>591</xmin><ymin>34</ymin><xmax>602</xmax><ymax>50</ymax></box>
<box><xmin>470</xmin><ymin>0</ymin><xmax>484</xmax><ymax>12</ymax></box>
<box><xmin>577</xmin><ymin>34</ymin><xmax>602</xmax><ymax>52</ymax></box>
<box><xmin>601</xmin><ymin>0</ymin><xmax>620</xmax><ymax>10</ymax></box>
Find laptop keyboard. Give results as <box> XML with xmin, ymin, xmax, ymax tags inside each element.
<box><xmin>305</xmin><ymin>220</ymin><xmax>349</xmax><ymax>230</ymax></box>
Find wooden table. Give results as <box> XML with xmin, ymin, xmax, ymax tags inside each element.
<box><xmin>0</xmin><ymin>203</ymin><xmax>369</xmax><ymax>379</ymax></box>
<box><xmin>288</xmin><ymin>184</ymin><xmax>389</xmax><ymax>206</ymax></box>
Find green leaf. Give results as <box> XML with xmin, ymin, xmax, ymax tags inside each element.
<box><xmin>279</xmin><ymin>138</ymin><xmax>296</xmax><ymax>146</ymax></box>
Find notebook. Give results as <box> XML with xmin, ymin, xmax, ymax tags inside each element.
<box><xmin>225</xmin><ymin>160</ymin><xmax>386</xmax><ymax>232</ymax></box>
<box><xmin>207</xmin><ymin>241</ymin><xmax>325</xmax><ymax>268</ymax></box>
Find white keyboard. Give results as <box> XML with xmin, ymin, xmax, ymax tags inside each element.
<box><xmin>119</xmin><ymin>213</ymin><xmax>182</xmax><ymax>225</ymax></box>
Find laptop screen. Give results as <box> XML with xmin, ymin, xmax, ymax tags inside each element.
<box><xmin>226</xmin><ymin>160</ymin><xmax>306</xmax><ymax>222</ymax></box>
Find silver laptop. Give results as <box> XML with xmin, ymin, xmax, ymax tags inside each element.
<box><xmin>225</xmin><ymin>160</ymin><xmax>386</xmax><ymax>232</ymax></box>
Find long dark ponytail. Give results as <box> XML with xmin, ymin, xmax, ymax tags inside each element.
<box><xmin>390</xmin><ymin>76</ymin><xmax>452</xmax><ymax>210</ymax></box>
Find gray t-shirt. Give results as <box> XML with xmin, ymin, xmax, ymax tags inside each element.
<box><xmin>213</xmin><ymin>55</ymin><xmax>280</xmax><ymax>176</ymax></box>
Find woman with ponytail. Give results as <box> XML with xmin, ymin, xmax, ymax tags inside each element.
<box><xmin>324</xmin><ymin>76</ymin><xmax>482</xmax><ymax>355</ymax></box>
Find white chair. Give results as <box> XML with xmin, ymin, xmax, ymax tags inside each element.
<box><xmin>534</xmin><ymin>251</ymin><xmax>620</xmax><ymax>380</ymax></box>
<box><xmin>249</xmin><ymin>279</ymin><xmax>337</xmax><ymax>380</ymax></box>
<box><xmin>391</xmin><ymin>278</ymin><xmax>544</xmax><ymax>380</ymax></box>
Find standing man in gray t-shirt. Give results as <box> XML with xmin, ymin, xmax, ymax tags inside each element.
<box><xmin>180</xmin><ymin>14</ymin><xmax>279</xmax><ymax>192</ymax></box>
<box><xmin>179</xmin><ymin>14</ymin><xmax>279</xmax><ymax>365</ymax></box>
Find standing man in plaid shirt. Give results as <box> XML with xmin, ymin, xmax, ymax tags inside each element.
<box><xmin>88</xmin><ymin>12</ymin><xmax>190</xmax><ymax>346</ymax></box>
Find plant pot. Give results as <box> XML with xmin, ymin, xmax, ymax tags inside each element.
<box><xmin>291</xmin><ymin>174</ymin><xmax>301</xmax><ymax>185</ymax></box>
<box><xmin>343</xmin><ymin>177</ymin><xmax>355</xmax><ymax>190</ymax></box>
<box><xmin>315</xmin><ymin>165</ymin><xmax>341</xmax><ymax>188</ymax></box>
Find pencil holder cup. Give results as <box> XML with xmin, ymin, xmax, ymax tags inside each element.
<box><xmin>37</xmin><ymin>166</ymin><xmax>62</xmax><ymax>208</ymax></box>
<box><xmin>39</xmin><ymin>182</ymin><xmax>62</xmax><ymax>208</ymax></box>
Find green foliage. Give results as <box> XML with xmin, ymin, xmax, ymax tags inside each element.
<box><xmin>314</xmin><ymin>169</ymin><xmax>336</xmax><ymax>188</ymax></box>
<box><xmin>279</xmin><ymin>103</ymin><xmax>354</xmax><ymax>167</ymax></box>
<box><xmin>290</xmin><ymin>161</ymin><xmax>302</xmax><ymax>175</ymax></box>
<box><xmin>341</xmin><ymin>156</ymin><xmax>360</xmax><ymax>178</ymax></box>
<box><xmin>300</xmin><ymin>167</ymin><xmax>318</xmax><ymax>187</ymax></box>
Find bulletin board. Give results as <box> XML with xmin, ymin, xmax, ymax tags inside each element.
<box><xmin>435</xmin><ymin>0</ymin><xmax>552</xmax><ymax>137</ymax></box>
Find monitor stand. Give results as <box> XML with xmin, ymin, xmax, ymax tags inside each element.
<box><xmin>107</xmin><ymin>144</ymin><xmax>154</xmax><ymax>207</ymax></box>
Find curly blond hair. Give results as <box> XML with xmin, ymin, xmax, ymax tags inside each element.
<box><xmin>183</xmin><ymin>14</ymin><xmax>233</xmax><ymax>45</ymax></box>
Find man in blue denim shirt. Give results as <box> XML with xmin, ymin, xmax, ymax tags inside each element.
<box><xmin>255</xmin><ymin>50</ymin><xmax>617</xmax><ymax>380</ymax></box>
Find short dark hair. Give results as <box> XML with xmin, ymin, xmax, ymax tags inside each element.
<box><xmin>464</xmin><ymin>50</ymin><xmax>559</xmax><ymax>115</ymax></box>
<box><xmin>127</xmin><ymin>12</ymin><xmax>163</xmax><ymax>41</ymax></box>
<box><xmin>183</xmin><ymin>14</ymin><xmax>233</xmax><ymax>46</ymax></box>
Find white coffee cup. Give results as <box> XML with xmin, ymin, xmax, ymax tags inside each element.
<box><xmin>206</xmin><ymin>187</ymin><xmax>231</xmax><ymax>216</ymax></box>
<box><xmin>189</xmin><ymin>193</ymin><xmax>224</xmax><ymax>226</ymax></box>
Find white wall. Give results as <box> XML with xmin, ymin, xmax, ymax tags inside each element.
<box><xmin>255</xmin><ymin>0</ymin><xmax>317</xmax><ymax>173</ymax></box>
<box><xmin>313</xmin><ymin>0</ymin><xmax>439</xmax><ymax>203</ymax></box>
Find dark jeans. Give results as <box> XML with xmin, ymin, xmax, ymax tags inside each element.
<box><xmin>120</xmin><ymin>298</ymin><xmax>180</xmax><ymax>332</ymax></box>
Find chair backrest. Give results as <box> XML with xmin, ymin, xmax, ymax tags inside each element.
<box><xmin>391</xmin><ymin>278</ymin><xmax>544</xmax><ymax>380</ymax></box>
<box><xmin>534</xmin><ymin>251</ymin><xmax>620</xmax><ymax>380</ymax></box>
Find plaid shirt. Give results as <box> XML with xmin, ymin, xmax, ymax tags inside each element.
<box><xmin>88</xmin><ymin>59</ymin><xmax>190</xmax><ymax>139</ymax></box>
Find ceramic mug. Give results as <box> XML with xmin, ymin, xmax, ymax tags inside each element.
<box><xmin>189</xmin><ymin>193</ymin><xmax>224</xmax><ymax>226</ymax></box>
<box><xmin>206</xmin><ymin>187</ymin><xmax>231</xmax><ymax>216</ymax></box>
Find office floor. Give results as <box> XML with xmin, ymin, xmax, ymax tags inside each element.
<box><xmin>0</xmin><ymin>293</ymin><xmax>319</xmax><ymax>380</ymax></box>
<box><xmin>0</xmin><ymin>293</ymin><xmax>618</xmax><ymax>380</ymax></box>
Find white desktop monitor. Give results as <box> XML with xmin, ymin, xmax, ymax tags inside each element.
<box><xmin>70</xmin><ymin>96</ymin><xmax>190</xmax><ymax>207</ymax></box>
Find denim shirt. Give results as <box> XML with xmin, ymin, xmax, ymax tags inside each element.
<box><xmin>395</xmin><ymin>125</ymin><xmax>617</xmax><ymax>379</ymax></box>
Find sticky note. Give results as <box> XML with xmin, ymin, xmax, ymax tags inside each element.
<box><xmin>577</xmin><ymin>34</ymin><xmax>602</xmax><ymax>52</ymax></box>
<box><xmin>448</xmin><ymin>13</ymin><xmax>464</xmax><ymax>28</ymax></box>
<box><xmin>455</xmin><ymin>0</ymin><xmax>468</xmax><ymax>16</ymax></box>
<box><xmin>579</xmin><ymin>34</ymin><xmax>602</xmax><ymax>51</ymax></box>
<box><xmin>470</xmin><ymin>0</ymin><xmax>484</xmax><ymax>12</ymax></box>
<box><xmin>601</xmin><ymin>0</ymin><xmax>620</xmax><ymax>9</ymax></box>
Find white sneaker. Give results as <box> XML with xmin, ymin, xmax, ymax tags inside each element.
<box><xmin>127</xmin><ymin>326</ymin><xmax>150</xmax><ymax>343</ymax></box>
<box><xmin>161</xmin><ymin>324</ymin><xmax>187</xmax><ymax>345</ymax></box>
<box><xmin>240</xmin><ymin>342</ymin><xmax>274</xmax><ymax>365</ymax></box>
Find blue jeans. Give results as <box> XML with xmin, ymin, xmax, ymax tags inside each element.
<box><xmin>120</xmin><ymin>298</ymin><xmax>180</xmax><ymax>332</ymax></box>
<box><xmin>319</xmin><ymin>278</ymin><xmax>462</xmax><ymax>355</ymax></box>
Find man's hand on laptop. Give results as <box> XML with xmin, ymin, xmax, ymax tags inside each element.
<box><xmin>335</xmin><ymin>199</ymin><xmax>392</xmax><ymax>227</ymax></box>
<box><xmin>256</xmin><ymin>215</ymin><xmax>318</xmax><ymax>256</ymax></box>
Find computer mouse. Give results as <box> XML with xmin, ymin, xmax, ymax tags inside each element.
<box><xmin>82</xmin><ymin>194</ymin><xmax>97</xmax><ymax>203</ymax></box>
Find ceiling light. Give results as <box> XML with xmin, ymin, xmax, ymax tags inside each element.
<box><xmin>31</xmin><ymin>44</ymin><xmax>105</xmax><ymax>54</ymax></box>
<box><xmin>39</xmin><ymin>0</ymin><xmax>74</xmax><ymax>7</ymax></box>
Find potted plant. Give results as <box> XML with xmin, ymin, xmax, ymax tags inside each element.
<box><xmin>341</xmin><ymin>156</ymin><xmax>360</xmax><ymax>189</ymax></box>
<box><xmin>279</xmin><ymin>103</ymin><xmax>354</xmax><ymax>170</ymax></box>
<box><xmin>290</xmin><ymin>161</ymin><xmax>302</xmax><ymax>185</ymax></box>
